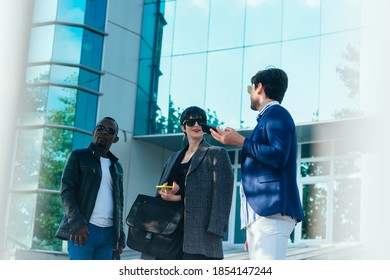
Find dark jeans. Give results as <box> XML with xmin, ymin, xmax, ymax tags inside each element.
<box><xmin>67</xmin><ymin>223</ymin><xmax>114</xmax><ymax>260</ymax></box>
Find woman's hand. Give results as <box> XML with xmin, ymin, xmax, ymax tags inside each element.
<box><xmin>159</xmin><ymin>181</ymin><xmax>181</xmax><ymax>202</ymax></box>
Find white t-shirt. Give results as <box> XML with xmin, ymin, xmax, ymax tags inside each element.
<box><xmin>89</xmin><ymin>157</ymin><xmax>114</xmax><ymax>227</ymax></box>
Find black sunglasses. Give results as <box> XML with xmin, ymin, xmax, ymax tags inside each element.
<box><xmin>183</xmin><ymin>118</ymin><xmax>204</xmax><ymax>127</ymax></box>
<box><xmin>95</xmin><ymin>124</ymin><xmax>116</xmax><ymax>135</ymax></box>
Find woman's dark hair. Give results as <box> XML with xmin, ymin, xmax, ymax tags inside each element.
<box><xmin>180</xmin><ymin>106</ymin><xmax>207</xmax><ymax>125</ymax></box>
<box><xmin>250</xmin><ymin>68</ymin><xmax>288</xmax><ymax>103</ymax></box>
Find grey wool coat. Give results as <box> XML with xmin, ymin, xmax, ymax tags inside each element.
<box><xmin>159</xmin><ymin>140</ymin><xmax>234</xmax><ymax>259</ymax></box>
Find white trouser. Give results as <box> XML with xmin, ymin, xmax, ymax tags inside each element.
<box><xmin>246</xmin><ymin>214</ymin><xmax>296</xmax><ymax>260</ymax></box>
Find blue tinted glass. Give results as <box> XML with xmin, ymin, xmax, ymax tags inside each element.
<box><xmin>28</xmin><ymin>26</ymin><xmax>55</xmax><ymax>62</ymax></box>
<box><xmin>50</xmin><ymin>65</ymin><xmax>80</xmax><ymax>85</ymax></box>
<box><xmin>74</xmin><ymin>90</ymin><xmax>98</xmax><ymax>131</ymax></box>
<box><xmin>52</xmin><ymin>25</ymin><xmax>83</xmax><ymax>64</ymax></box>
<box><xmin>206</xmin><ymin>49</ymin><xmax>243</xmax><ymax>128</ymax></box>
<box><xmin>46</xmin><ymin>86</ymin><xmax>76</xmax><ymax>126</ymax></box>
<box><xmin>282</xmin><ymin>38</ymin><xmax>320</xmax><ymax>123</ymax></box>
<box><xmin>173</xmin><ymin>0</ymin><xmax>209</xmax><ymax>54</ymax></box>
<box><xmin>208</xmin><ymin>0</ymin><xmax>244</xmax><ymax>50</ymax></box>
<box><xmin>85</xmin><ymin>0</ymin><xmax>107</xmax><ymax>30</ymax></box>
<box><xmin>283</xmin><ymin>0</ymin><xmax>321</xmax><ymax>40</ymax></box>
<box><xmin>245</xmin><ymin>0</ymin><xmax>283</xmax><ymax>46</ymax></box>
<box><xmin>78</xmin><ymin>69</ymin><xmax>100</xmax><ymax>91</ymax></box>
<box><xmin>32</xmin><ymin>0</ymin><xmax>58</xmax><ymax>23</ymax></box>
<box><xmin>72</xmin><ymin>131</ymin><xmax>93</xmax><ymax>151</ymax></box>
<box><xmin>57</xmin><ymin>0</ymin><xmax>86</xmax><ymax>24</ymax></box>
<box><xmin>26</xmin><ymin>65</ymin><xmax>50</xmax><ymax>83</ymax></box>
<box><xmin>80</xmin><ymin>29</ymin><xmax>104</xmax><ymax>70</ymax></box>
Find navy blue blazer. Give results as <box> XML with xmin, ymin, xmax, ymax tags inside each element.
<box><xmin>241</xmin><ymin>105</ymin><xmax>304</xmax><ymax>222</ymax></box>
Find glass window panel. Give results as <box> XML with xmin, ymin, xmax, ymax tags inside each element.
<box><xmin>80</xmin><ymin>29</ymin><xmax>104</xmax><ymax>70</ymax></box>
<box><xmin>245</xmin><ymin>0</ymin><xmax>283</xmax><ymax>46</ymax></box>
<box><xmin>7</xmin><ymin>193</ymin><xmax>37</xmax><ymax>249</ymax></box>
<box><xmin>75</xmin><ymin>90</ymin><xmax>98</xmax><ymax>131</ymax></box>
<box><xmin>319</xmin><ymin>31</ymin><xmax>361</xmax><ymax>120</ymax></box>
<box><xmin>39</xmin><ymin>128</ymin><xmax>73</xmax><ymax>191</ymax></box>
<box><xmin>32</xmin><ymin>0</ymin><xmax>58</xmax><ymax>23</ymax></box>
<box><xmin>301</xmin><ymin>161</ymin><xmax>330</xmax><ymax>177</ymax></box>
<box><xmin>32</xmin><ymin>193</ymin><xmax>63</xmax><ymax>251</ymax></box>
<box><xmin>169</xmin><ymin>53</ymin><xmax>207</xmax><ymax>111</ymax></box>
<box><xmin>13</xmin><ymin>129</ymin><xmax>44</xmax><ymax>190</ymax></box>
<box><xmin>72</xmin><ymin>131</ymin><xmax>93</xmax><ymax>151</ymax></box>
<box><xmin>334</xmin><ymin>139</ymin><xmax>363</xmax><ymax>155</ymax></box>
<box><xmin>52</xmin><ymin>25</ymin><xmax>83</xmax><ymax>64</ymax></box>
<box><xmin>28</xmin><ymin>26</ymin><xmax>55</xmax><ymax>62</ymax></box>
<box><xmin>206</xmin><ymin>49</ymin><xmax>243</xmax><ymax>128</ymax></box>
<box><xmin>334</xmin><ymin>156</ymin><xmax>361</xmax><ymax>175</ymax></box>
<box><xmin>301</xmin><ymin>142</ymin><xmax>331</xmax><ymax>158</ymax></box>
<box><xmin>237</xmin><ymin>167</ymin><xmax>241</xmax><ymax>182</ymax></box>
<box><xmin>242</xmin><ymin>44</ymin><xmax>282</xmax><ymax>128</ymax></box>
<box><xmin>282</xmin><ymin>38</ymin><xmax>320</xmax><ymax>123</ymax></box>
<box><xmin>78</xmin><ymin>69</ymin><xmax>100</xmax><ymax>91</ymax></box>
<box><xmin>302</xmin><ymin>183</ymin><xmax>328</xmax><ymax>240</ymax></box>
<box><xmin>46</xmin><ymin>86</ymin><xmax>76</xmax><ymax>126</ymax></box>
<box><xmin>26</xmin><ymin>65</ymin><xmax>50</xmax><ymax>84</ymax></box>
<box><xmin>20</xmin><ymin>86</ymin><xmax>48</xmax><ymax>125</ymax></box>
<box><xmin>156</xmin><ymin>56</ymin><xmax>172</xmax><ymax>120</ymax></box>
<box><xmin>333</xmin><ymin>178</ymin><xmax>361</xmax><ymax>242</ymax></box>
<box><xmin>172</xmin><ymin>0</ymin><xmax>209</xmax><ymax>54</ymax></box>
<box><xmin>160</xmin><ymin>1</ymin><xmax>175</xmax><ymax>57</ymax></box>
<box><xmin>50</xmin><ymin>65</ymin><xmax>79</xmax><ymax>85</ymax></box>
<box><xmin>321</xmin><ymin>0</ymin><xmax>361</xmax><ymax>34</ymax></box>
<box><xmin>84</xmin><ymin>0</ymin><xmax>107</xmax><ymax>30</ymax></box>
<box><xmin>282</xmin><ymin>0</ymin><xmax>321</xmax><ymax>40</ymax></box>
<box><xmin>57</xmin><ymin>0</ymin><xmax>86</xmax><ymax>24</ymax></box>
<box><xmin>208</xmin><ymin>0</ymin><xmax>244</xmax><ymax>50</ymax></box>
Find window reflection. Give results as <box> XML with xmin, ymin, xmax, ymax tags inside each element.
<box><xmin>57</xmin><ymin>0</ymin><xmax>86</xmax><ymax>25</ymax></box>
<box><xmin>319</xmin><ymin>32</ymin><xmax>361</xmax><ymax>120</ymax></box>
<box><xmin>13</xmin><ymin>129</ymin><xmax>44</xmax><ymax>190</ymax></box>
<box><xmin>245</xmin><ymin>0</ymin><xmax>282</xmax><ymax>46</ymax></box>
<box><xmin>52</xmin><ymin>25</ymin><xmax>83</xmax><ymax>64</ymax></box>
<box><xmin>208</xmin><ymin>0</ymin><xmax>244</xmax><ymax>50</ymax></box>
<box><xmin>28</xmin><ymin>26</ymin><xmax>55</xmax><ymax>62</ymax></box>
<box><xmin>32</xmin><ymin>0</ymin><xmax>58</xmax><ymax>23</ymax></box>
<box><xmin>282</xmin><ymin>0</ymin><xmax>321</xmax><ymax>40</ymax></box>
<box><xmin>333</xmin><ymin>178</ymin><xmax>360</xmax><ymax>242</ymax></box>
<box><xmin>7</xmin><ymin>193</ymin><xmax>37</xmax><ymax>249</ymax></box>
<box><xmin>46</xmin><ymin>86</ymin><xmax>76</xmax><ymax>126</ymax></box>
<box><xmin>173</xmin><ymin>0</ymin><xmax>209</xmax><ymax>54</ymax></box>
<box><xmin>282</xmin><ymin>38</ymin><xmax>320</xmax><ymax>123</ymax></box>
<box><xmin>206</xmin><ymin>49</ymin><xmax>242</xmax><ymax>128</ymax></box>
<box><xmin>301</xmin><ymin>161</ymin><xmax>330</xmax><ymax>177</ymax></box>
<box><xmin>302</xmin><ymin>183</ymin><xmax>328</xmax><ymax>240</ymax></box>
<box><xmin>32</xmin><ymin>193</ymin><xmax>63</xmax><ymax>251</ymax></box>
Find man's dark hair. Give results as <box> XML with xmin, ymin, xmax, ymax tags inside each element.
<box><xmin>251</xmin><ymin>68</ymin><xmax>288</xmax><ymax>103</ymax></box>
<box><xmin>100</xmin><ymin>116</ymin><xmax>119</xmax><ymax>134</ymax></box>
<box><xmin>180</xmin><ymin>106</ymin><xmax>207</xmax><ymax>125</ymax></box>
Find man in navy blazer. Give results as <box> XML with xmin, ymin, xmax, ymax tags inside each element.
<box><xmin>211</xmin><ymin>68</ymin><xmax>304</xmax><ymax>259</ymax></box>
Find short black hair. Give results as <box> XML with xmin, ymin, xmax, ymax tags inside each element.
<box><xmin>251</xmin><ymin>68</ymin><xmax>288</xmax><ymax>103</ymax></box>
<box><xmin>180</xmin><ymin>106</ymin><xmax>207</xmax><ymax>125</ymax></box>
<box><xmin>99</xmin><ymin>117</ymin><xmax>119</xmax><ymax>134</ymax></box>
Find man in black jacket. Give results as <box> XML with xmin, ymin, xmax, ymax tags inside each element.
<box><xmin>56</xmin><ymin>117</ymin><xmax>125</xmax><ymax>260</ymax></box>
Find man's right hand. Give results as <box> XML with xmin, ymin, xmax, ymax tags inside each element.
<box><xmin>70</xmin><ymin>225</ymin><xmax>89</xmax><ymax>246</ymax></box>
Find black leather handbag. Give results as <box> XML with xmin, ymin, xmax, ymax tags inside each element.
<box><xmin>126</xmin><ymin>194</ymin><xmax>184</xmax><ymax>259</ymax></box>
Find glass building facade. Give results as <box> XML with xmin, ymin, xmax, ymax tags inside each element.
<box><xmin>136</xmin><ymin>0</ymin><xmax>364</xmax><ymax>135</ymax></box>
<box><xmin>2</xmin><ymin>0</ymin><xmax>387</xmax><ymax>259</ymax></box>
<box><xmin>8</xmin><ymin>0</ymin><xmax>107</xmax><ymax>253</ymax></box>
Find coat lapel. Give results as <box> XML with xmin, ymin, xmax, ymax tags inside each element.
<box><xmin>187</xmin><ymin>140</ymin><xmax>210</xmax><ymax>175</ymax></box>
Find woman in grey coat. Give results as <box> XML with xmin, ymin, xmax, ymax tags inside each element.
<box><xmin>158</xmin><ymin>106</ymin><xmax>234</xmax><ymax>260</ymax></box>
